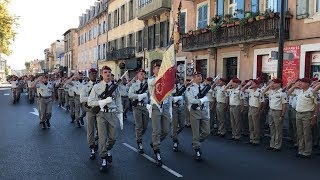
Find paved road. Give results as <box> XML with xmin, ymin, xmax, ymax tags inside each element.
<box><xmin>1</xmin><ymin>87</ymin><xmax>320</xmax><ymax>180</ymax></box>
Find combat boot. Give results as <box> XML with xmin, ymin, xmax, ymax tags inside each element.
<box><xmin>80</xmin><ymin>117</ymin><xmax>84</xmax><ymax>126</ymax></box>
<box><xmin>70</xmin><ymin>115</ymin><xmax>75</xmax><ymax>123</ymax></box>
<box><xmin>173</xmin><ymin>141</ymin><xmax>179</xmax><ymax>152</ymax></box>
<box><xmin>41</xmin><ymin>122</ymin><xmax>46</xmax><ymax>129</ymax></box>
<box><xmin>137</xmin><ymin>142</ymin><xmax>144</xmax><ymax>154</ymax></box>
<box><xmin>99</xmin><ymin>158</ymin><xmax>107</xmax><ymax>173</ymax></box>
<box><xmin>154</xmin><ymin>150</ymin><xmax>162</xmax><ymax>167</ymax></box>
<box><xmin>76</xmin><ymin>120</ymin><xmax>81</xmax><ymax>128</ymax></box>
<box><xmin>106</xmin><ymin>150</ymin><xmax>113</xmax><ymax>163</ymax></box>
<box><xmin>89</xmin><ymin>145</ymin><xmax>96</xmax><ymax>160</ymax></box>
<box><xmin>195</xmin><ymin>149</ymin><xmax>202</xmax><ymax>161</ymax></box>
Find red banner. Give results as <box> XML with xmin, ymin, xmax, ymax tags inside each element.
<box><xmin>154</xmin><ymin>45</ymin><xmax>176</xmax><ymax>104</ymax></box>
<box><xmin>282</xmin><ymin>45</ymin><xmax>300</xmax><ymax>86</ymax></box>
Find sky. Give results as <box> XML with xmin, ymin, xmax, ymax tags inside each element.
<box><xmin>5</xmin><ymin>0</ymin><xmax>98</xmax><ymax>70</ymax></box>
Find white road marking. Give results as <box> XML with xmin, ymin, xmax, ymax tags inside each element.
<box><xmin>30</xmin><ymin>108</ymin><xmax>39</xmax><ymax>116</ymax></box>
<box><xmin>4</xmin><ymin>93</ymin><xmax>10</xmax><ymax>96</ymax></box>
<box><xmin>61</xmin><ymin>107</ymin><xmax>67</xmax><ymax>111</ymax></box>
<box><xmin>122</xmin><ymin>143</ymin><xmax>183</xmax><ymax>178</ymax></box>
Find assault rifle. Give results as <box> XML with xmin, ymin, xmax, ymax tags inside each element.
<box><xmin>92</xmin><ymin>71</ymin><xmax>128</xmax><ymax>114</ymax></box>
<box><xmin>132</xmin><ymin>81</ymin><xmax>148</xmax><ymax>107</ymax></box>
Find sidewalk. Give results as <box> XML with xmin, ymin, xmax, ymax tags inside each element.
<box><xmin>0</xmin><ymin>81</ymin><xmax>11</xmax><ymax>88</ymax></box>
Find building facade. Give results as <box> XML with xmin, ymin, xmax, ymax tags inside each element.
<box><xmin>77</xmin><ymin>0</ymin><xmax>108</xmax><ymax>75</ymax></box>
<box><xmin>177</xmin><ymin>0</ymin><xmax>320</xmax><ymax>84</ymax></box>
<box><xmin>63</xmin><ymin>28</ymin><xmax>78</xmax><ymax>76</ymax></box>
<box><xmin>98</xmin><ymin>0</ymin><xmax>145</xmax><ymax>79</ymax></box>
<box><xmin>136</xmin><ymin>0</ymin><xmax>172</xmax><ymax>76</ymax></box>
<box><xmin>0</xmin><ymin>57</ymin><xmax>6</xmax><ymax>81</ymax></box>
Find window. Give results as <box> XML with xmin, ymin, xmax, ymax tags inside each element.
<box><xmin>138</xmin><ymin>0</ymin><xmax>152</xmax><ymax>8</ymax></box>
<box><xmin>251</xmin><ymin>0</ymin><xmax>259</xmax><ymax>13</ymax></box>
<box><xmin>129</xmin><ymin>0</ymin><xmax>134</xmax><ymax>20</ymax></box>
<box><xmin>137</xmin><ymin>30</ymin><xmax>143</xmax><ymax>52</ymax></box>
<box><xmin>103</xmin><ymin>44</ymin><xmax>106</xmax><ymax>59</ymax></box>
<box><xmin>78</xmin><ymin>37</ymin><xmax>80</xmax><ymax>46</ymax></box>
<box><xmin>217</xmin><ymin>0</ymin><xmax>224</xmax><ymax>16</ymax></box>
<box><xmin>197</xmin><ymin>4</ymin><xmax>208</xmax><ymax>29</ymax></box>
<box><xmin>114</xmin><ymin>39</ymin><xmax>118</xmax><ymax>50</ymax></box>
<box><xmin>121</xmin><ymin>5</ymin><xmax>125</xmax><ymax>24</ymax></box>
<box><xmin>121</xmin><ymin>37</ymin><xmax>125</xmax><ymax>49</ymax></box>
<box><xmin>179</xmin><ymin>12</ymin><xmax>186</xmax><ymax>34</ymax></box>
<box><xmin>316</xmin><ymin>0</ymin><xmax>320</xmax><ymax>13</ymax></box>
<box><xmin>229</xmin><ymin>0</ymin><xmax>237</xmax><ymax>17</ymax></box>
<box><xmin>128</xmin><ymin>34</ymin><xmax>133</xmax><ymax>47</ymax></box>
<box><xmin>103</xmin><ymin>21</ymin><xmax>106</xmax><ymax>33</ymax></box>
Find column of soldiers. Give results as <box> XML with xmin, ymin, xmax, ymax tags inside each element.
<box><xmin>13</xmin><ymin>61</ymin><xmax>320</xmax><ymax>173</ymax></box>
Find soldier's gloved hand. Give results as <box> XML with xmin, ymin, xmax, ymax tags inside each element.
<box><xmin>138</xmin><ymin>93</ymin><xmax>148</xmax><ymax>101</ymax></box>
<box><xmin>105</xmin><ymin>97</ymin><xmax>113</xmax><ymax>104</ymax></box>
<box><xmin>98</xmin><ymin>99</ymin><xmax>109</xmax><ymax>108</ymax></box>
<box><xmin>173</xmin><ymin>96</ymin><xmax>183</xmax><ymax>103</ymax></box>
<box><xmin>199</xmin><ymin>96</ymin><xmax>209</xmax><ymax>104</ymax></box>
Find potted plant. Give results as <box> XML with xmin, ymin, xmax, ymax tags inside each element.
<box><xmin>259</xmin><ymin>12</ymin><xmax>267</xmax><ymax>20</ymax></box>
<box><xmin>224</xmin><ymin>14</ymin><xmax>233</xmax><ymax>21</ymax></box>
<box><xmin>252</xmin><ymin>12</ymin><xmax>260</xmax><ymax>21</ymax></box>
<box><xmin>268</xmin><ymin>9</ymin><xmax>275</xmax><ymax>18</ymax></box>
<box><xmin>211</xmin><ymin>25</ymin><xmax>220</xmax><ymax>32</ymax></box>
<box><xmin>234</xmin><ymin>18</ymin><xmax>240</xmax><ymax>25</ymax></box>
<box><xmin>212</xmin><ymin>15</ymin><xmax>221</xmax><ymax>24</ymax></box>
<box><xmin>240</xmin><ymin>17</ymin><xmax>248</xmax><ymax>26</ymax></box>
<box><xmin>285</xmin><ymin>10</ymin><xmax>293</xmax><ymax>19</ymax></box>
<box><xmin>245</xmin><ymin>11</ymin><xmax>252</xmax><ymax>18</ymax></box>
<box><xmin>220</xmin><ymin>20</ymin><xmax>227</xmax><ymax>27</ymax></box>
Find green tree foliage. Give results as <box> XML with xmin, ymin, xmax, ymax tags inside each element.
<box><xmin>0</xmin><ymin>0</ymin><xmax>18</xmax><ymax>55</ymax></box>
<box><xmin>5</xmin><ymin>66</ymin><xmax>9</xmax><ymax>75</ymax></box>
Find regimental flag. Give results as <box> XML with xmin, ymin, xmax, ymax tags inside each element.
<box><xmin>153</xmin><ymin>1</ymin><xmax>182</xmax><ymax>104</ymax></box>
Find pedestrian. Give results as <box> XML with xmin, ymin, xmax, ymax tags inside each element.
<box><xmin>128</xmin><ymin>68</ymin><xmax>149</xmax><ymax>154</ymax></box>
<box><xmin>148</xmin><ymin>61</ymin><xmax>172</xmax><ymax>166</ymax></box>
<box><xmin>263</xmin><ymin>78</ymin><xmax>288</xmax><ymax>151</ymax></box>
<box><xmin>9</xmin><ymin>75</ymin><xmax>20</xmax><ymax>104</ymax></box>
<box><xmin>88</xmin><ymin>66</ymin><xmax>123</xmax><ymax>172</ymax></box>
<box><xmin>80</xmin><ymin>68</ymin><xmax>98</xmax><ymax>160</ymax></box>
<box><xmin>288</xmin><ymin>78</ymin><xmax>319</xmax><ymax>158</ymax></box>
<box><xmin>186</xmin><ymin>71</ymin><xmax>211</xmax><ymax>160</ymax></box>
<box><xmin>31</xmin><ymin>75</ymin><xmax>54</xmax><ymax>129</ymax></box>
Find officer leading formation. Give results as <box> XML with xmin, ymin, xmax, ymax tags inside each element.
<box><xmin>10</xmin><ymin>63</ymin><xmax>320</xmax><ymax>172</ymax></box>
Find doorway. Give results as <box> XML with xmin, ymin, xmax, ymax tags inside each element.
<box><xmin>196</xmin><ymin>59</ymin><xmax>208</xmax><ymax>79</ymax></box>
<box><xmin>225</xmin><ymin>57</ymin><xmax>238</xmax><ymax>81</ymax></box>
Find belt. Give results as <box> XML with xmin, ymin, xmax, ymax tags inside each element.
<box><xmin>217</xmin><ymin>102</ymin><xmax>226</xmax><ymax>104</ymax></box>
<box><xmin>229</xmin><ymin>105</ymin><xmax>240</xmax><ymax>107</ymax></box>
<box><xmin>100</xmin><ymin>108</ymin><xmax>117</xmax><ymax>113</ymax></box>
<box><xmin>121</xmin><ymin>96</ymin><xmax>128</xmax><ymax>98</ymax></box>
<box><xmin>137</xmin><ymin>102</ymin><xmax>144</xmax><ymax>106</ymax></box>
<box><xmin>270</xmin><ymin>109</ymin><xmax>281</xmax><ymax>111</ymax></box>
<box><xmin>75</xmin><ymin>94</ymin><xmax>80</xmax><ymax>97</ymax></box>
<box><xmin>41</xmin><ymin>96</ymin><xmax>51</xmax><ymax>99</ymax></box>
<box><xmin>173</xmin><ymin>104</ymin><xmax>180</xmax><ymax>107</ymax></box>
<box><xmin>68</xmin><ymin>95</ymin><xmax>74</xmax><ymax>98</ymax></box>
<box><xmin>297</xmin><ymin>111</ymin><xmax>312</xmax><ymax>114</ymax></box>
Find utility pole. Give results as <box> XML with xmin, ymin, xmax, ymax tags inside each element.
<box><xmin>277</xmin><ymin>0</ymin><xmax>285</xmax><ymax>80</ymax></box>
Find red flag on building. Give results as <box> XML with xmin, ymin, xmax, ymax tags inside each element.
<box><xmin>153</xmin><ymin>1</ymin><xmax>181</xmax><ymax>104</ymax></box>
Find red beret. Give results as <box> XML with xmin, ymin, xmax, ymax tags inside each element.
<box><xmin>311</xmin><ymin>77</ymin><xmax>318</xmax><ymax>82</ymax></box>
<box><xmin>300</xmin><ymin>77</ymin><xmax>311</xmax><ymax>83</ymax></box>
<box><xmin>101</xmin><ymin>66</ymin><xmax>111</xmax><ymax>71</ymax></box>
<box><xmin>232</xmin><ymin>78</ymin><xmax>241</xmax><ymax>84</ymax></box>
<box><xmin>78</xmin><ymin>71</ymin><xmax>83</xmax><ymax>75</ymax></box>
<box><xmin>245</xmin><ymin>80</ymin><xmax>249</xmax><ymax>83</ymax></box>
<box><xmin>194</xmin><ymin>71</ymin><xmax>202</xmax><ymax>76</ymax></box>
<box><xmin>253</xmin><ymin>79</ymin><xmax>260</xmax><ymax>84</ymax></box>
<box><xmin>89</xmin><ymin>68</ymin><xmax>97</xmax><ymax>73</ymax></box>
<box><xmin>219</xmin><ymin>78</ymin><xmax>228</xmax><ymax>83</ymax></box>
<box><xmin>206</xmin><ymin>77</ymin><xmax>213</xmax><ymax>82</ymax></box>
<box><xmin>272</xmin><ymin>78</ymin><xmax>282</xmax><ymax>84</ymax></box>
<box><xmin>137</xmin><ymin>68</ymin><xmax>146</xmax><ymax>74</ymax></box>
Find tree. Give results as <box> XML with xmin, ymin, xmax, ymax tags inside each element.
<box><xmin>5</xmin><ymin>66</ymin><xmax>9</xmax><ymax>76</ymax></box>
<box><xmin>25</xmin><ymin>61</ymin><xmax>30</xmax><ymax>72</ymax></box>
<box><xmin>0</xmin><ymin>0</ymin><xmax>18</xmax><ymax>55</ymax></box>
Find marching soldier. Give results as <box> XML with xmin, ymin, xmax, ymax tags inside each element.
<box><xmin>9</xmin><ymin>75</ymin><xmax>20</xmax><ymax>104</ymax></box>
<box><xmin>64</xmin><ymin>76</ymin><xmax>71</xmax><ymax>111</ymax></box>
<box><xmin>88</xmin><ymin>66</ymin><xmax>123</xmax><ymax>172</ymax></box>
<box><xmin>119</xmin><ymin>77</ymin><xmax>130</xmax><ymax>119</ymax></box>
<box><xmin>80</xmin><ymin>68</ymin><xmax>98</xmax><ymax>160</ymax></box>
<box><xmin>185</xmin><ymin>79</ymin><xmax>192</xmax><ymax>127</ymax></box>
<box><xmin>128</xmin><ymin>68</ymin><xmax>149</xmax><ymax>154</ymax></box>
<box><xmin>263</xmin><ymin>79</ymin><xmax>288</xmax><ymax>151</ymax></box>
<box><xmin>64</xmin><ymin>74</ymin><xmax>76</xmax><ymax>123</ymax></box>
<box><xmin>311</xmin><ymin>78</ymin><xmax>319</xmax><ymax>148</ymax></box>
<box><xmin>288</xmin><ymin>78</ymin><xmax>319</xmax><ymax>158</ymax></box>
<box><xmin>31</xmin><ymin>75</ymin><xmax>54</xmax><ymax>129</ymax></box>
<box><xmin>27</xmin><ymin>75</ymin><xmax>36</xmax><ymax>104</ymax></box>
<box><xmin>242</xmin><ymin>79</ymin><xmax>264</xmax><ymax>145</ymax></box>
<box><xmin>213</xmin><ymin>78</ymin><xmax>228</xmax><ymax>137</ymax></box>
<box><xmin>148</xmin><ymin>62</ymin><xmax>172</xmax><ymax>166</ymax></box>
<box><xmin>186</xmin><ymin>71</ymin><xmax>211</xmax><ymax>160</ymax></box>
<box><xmin>171</xmin><ymin>77</ymin><xmax>188</xmax><ymax>152</ymax></box>
<box><xmin>55</xmin><ymin>77</ymin><xmax>65</xmax><ymax>107</ymax></box>
<box><xmin>224</xmin><ymin>78</ymin><xmax>242</xmax><ymax>141</ymax></box>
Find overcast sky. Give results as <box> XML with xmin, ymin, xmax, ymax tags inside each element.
<box><xmin>5</xmin><ymin>0</ymin><xmax>97</xmax><ymax>70</ymax></box>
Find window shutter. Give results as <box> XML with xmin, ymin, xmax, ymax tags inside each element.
<box><xmin>198</xmin><ymin>6</ymin><xmax>203</xmax><ymax>29</ymax></box>
<box><xmin>296</xmin><ymin>0</ymin><xmax>309</xmax><ymax>19</ymax></box>
<box><xmin>251</xmin><ymin>0</ymin><xmax>259</xmax><ymax>13</ymax></box>
<box><xmin>155</xmin><ymin>22</ymin><xmax>160</xmax><ymax>48</ymax></box>
<box><xmin>277</xmin><ymin>0</ymin><xmax>288</xmax><ymax>13</ymax></box>
<box><xmin>203</xmin><ymin>5</ymin><xmax>208</xmax><ymax>28</ymax></box>
<box><xmin>132</xmin><ymin>33</ymin><xmax>135</xmax><ymax>48</ymax></box>
<box><xmin>143</xmin><ymin>27</ymin><xmax>148</xmax><ymax>50</ymax></box>
<box><xmin>135</xmin><ymin>32</ymin><xmax>139</xmax><ymax>51</ymax></box>
<box><xmin>217</xmin><ymin>0</ymin><xmax>224</xmax><ymax>16</ymax></box>
<box><xmin>236</xmin><ymin>0</ymin><xmax>245</xmax><ymax>18</ymax></box>
<box><xmin>179</xmin><ymin>12</ymin><xmax>186</xmax><ymax>34</ymax></box>
<box><xmin>123</xmin><ymin>37</ymin><xmax>126</xmax><ymax>48</ymax></box>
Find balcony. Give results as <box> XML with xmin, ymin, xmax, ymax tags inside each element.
<box><xmin>137</xmin><ymin>0</ymin><xmax>171</xmax><ymax>20</ymax></box>
<box><xmin>106</xmin><ymin>47</ymin><xmax>135</xmax><ymax>61</ymax></box>
<box><xmin>182</xmin><ymin>16</ymin><xmax>290</xmax><ymax>52</ymax></box>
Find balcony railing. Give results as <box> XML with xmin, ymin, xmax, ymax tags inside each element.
<box><xmin>137</xmin><ymin>0</ymin><xmax>171</xmax><ymax>20</ymax></box>
<box><xmin>106</xmin><ymin>47</ymin><xmax>135</xmax><ymax>61</ymax></box>
<box><xmin>182</xmin><ymin>17</ymin><xmax>290</xmax><ymax>52</ymax></box>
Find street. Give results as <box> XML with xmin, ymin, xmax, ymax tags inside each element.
<box><xmin>0</xmin><ymin>87</ymin><xmax>320</xmax><ymax>180</ymax></box>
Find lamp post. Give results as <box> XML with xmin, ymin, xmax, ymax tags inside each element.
<box><xmin>277</xmin><ymin>0</ymin><xmax>285</xmax><ymax>80</ymax></box>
